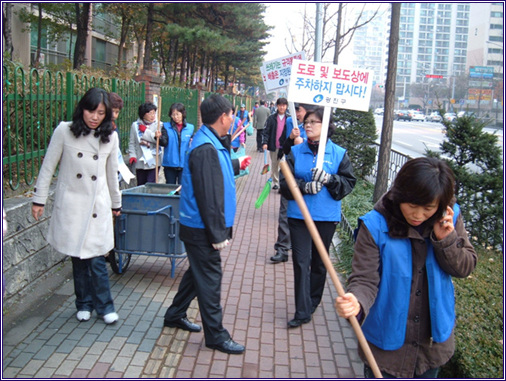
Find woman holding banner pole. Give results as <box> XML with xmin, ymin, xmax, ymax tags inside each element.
<box><xmin>279</xmin><ymin>107</ymin><xmax>356</xmax><ymax>328</ymax></box>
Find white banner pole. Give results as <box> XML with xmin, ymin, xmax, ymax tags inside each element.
<box><xmin>315</xmin><ymin>106</ymin><xmax>332</xmax><ymax>169</ymax></box>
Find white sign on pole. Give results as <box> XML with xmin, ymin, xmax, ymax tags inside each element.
<box><xmin>261</xmin><ymin>52</ymin><xmax>307</xmax><ymax>93</ymax></box>
<box><xmin>287</xmin><ymin>59</ymin><xmax>373</xmax><ymax>112</ymax></box>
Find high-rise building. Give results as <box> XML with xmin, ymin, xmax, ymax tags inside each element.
<box><xmin>396</xmin><ymin>3</ymin><xmax>471</xmax><ymax>101</ymax></box>
<box><xmin>351</xmin><ymin>5</ymin><xmax>390</xmax><ymax>86</ymax></box>
<box><xmin>467</xmin><ymin>3</ymin><xmax>503</xmax><ymax>119</ymax></box>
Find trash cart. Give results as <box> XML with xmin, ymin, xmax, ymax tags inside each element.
<box><xmin>108</xmin><ymin>183</ymin><xmax>186</xmax><ymax>278</ymax></box>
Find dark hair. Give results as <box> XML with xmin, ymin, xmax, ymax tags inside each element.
<box><xmin>303</xmin><ymin>107</ymin><xmax>336</xmax><ymax>136</ymax></box>
<box><xmin>71</xmin><ymin>87</ymin><xmax>113</xmax><ymax>143</ymax></box>
<box><xmin>138</xmin><ymin>102</ymin><xmax>157</xmax><ymax>119</ymax></box>
<box><xmin>390</xmin><ymin>157</ymin><xmax>455</xmax><ymax>223</ymax></box>
<box><xmin>169</xmin><ymin>102</ymin><xmax>187</xmax><ymax>124</ymax></box>
<box><xmin>276</xmin><ymin>97</ymin><xmax>288</xmax><ymax>105</ymax></box>
<box><xmin>200</xmin><ymin>94</ymin><xmax>232</xmax><ymax>125</ymax></box>
<box><xmin>108</xmin><ymin>92</ymin><xmax>124</xmax><ymax>110</ymax></box>
<box><xmin>260</xmin><ymin>100</ymin><xmax>266</xmax><ymax>106</ymax></box>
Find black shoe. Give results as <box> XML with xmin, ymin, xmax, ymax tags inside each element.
<box><xmin>270</xmin><ymin>252</ymin><xmax>288</xmax><ymax>263</ymax></box>
<box><xmin>164</xmin><ymin>317</ymin><xmax>202</xmax><ymax>332</ymax></box>
<box><xmin>206</xmin><ymin>338</ymin><xmax>245</xmax><ymax>354</ymax></box>
<box><xmin>287</xmin><ymin>317</ymin><xmax>311</xmax><ymax>328</ymax></box>
<box><xmin>272</xmin><ymin>185</ymin><xmax>279</xmax><ymax>190</ymax></box>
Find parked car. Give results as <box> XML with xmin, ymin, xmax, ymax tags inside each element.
<box><xmin>443</xmin><ymin>112</ymin><xmax>457</xmax><ymax>122</ymax></box>
<box><xmin>426</xmin><ymin>112</ymin><xmax>442</xmax><ymax>122</ymax></box>
<box><xmin>457</xmin><ymin>111</ymin><xmax>476</xmax><ymax>118</ymax></box>
<box><xmin>374</xmin><ymin>108</ymin><xmax>384</xmax><ymax>115</ymax></box>
<box><xmin>395</xmin><ymin>110</ymin><xmax>412</xmax><ymax>121</ymax></box>
<box><xmin>411</xmin><ymin>111</ymin><xmax>426</xmax><ymax>122</ymax></box>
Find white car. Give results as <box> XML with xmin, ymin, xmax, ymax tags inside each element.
<box><xmin>374</xmin><ymin>108</ymin><xmax>384</xmax><ymax>115</ymax></box>
<box><xmin>411</xmin><ymin>112</ymin><xmax>426</xmax><ymax>121</ymax></box>
<box><xmin>426</xmin><ymin>112</ymin><xmax>442</xmax><ymax>122</ymax></box>
<box><xmin>444</xmin><ymin>112</ymin><xmax>457</xmax><ymax>122</ymax></box>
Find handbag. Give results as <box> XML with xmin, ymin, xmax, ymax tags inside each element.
<box><xmin>246</xmin><ymin>124</ymin><xmax>254</xmax><ymax>136</ymax></box>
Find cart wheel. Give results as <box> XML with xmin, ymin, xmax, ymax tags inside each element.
<box><xmin>108</xmin><ymin>249</ymin><xmax>132</xmax><ymax>274</ymax></box>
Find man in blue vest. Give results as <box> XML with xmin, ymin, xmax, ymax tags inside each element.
<box><xmin>163</xmin><ymin>94</ymin><xmax>250</xmax><ymax>355</ymax></box>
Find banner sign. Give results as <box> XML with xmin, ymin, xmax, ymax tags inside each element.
<box><xmin>469</xmin><ymin>66</ymin><xmax>494</xmax><ymax>79</ymax></box>
<box><xmin>261</xmin><ymin>52</ymin><xmax>306</xmax><ymax>92</ymax></box>
<box><xmin>287</xmin><ymin>59</ymin><xmax>373</xmax><ymax>112</ymax></box>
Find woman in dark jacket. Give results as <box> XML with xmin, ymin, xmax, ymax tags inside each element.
<box><xmin>335</xmin><ymin>157</ymin><xmax>477</xmax><ymax>378</ymax></box>
<box><xmin>280</xmin><ymin>107</ymin><xmax>356</xmax><ymax>328</ymax></box>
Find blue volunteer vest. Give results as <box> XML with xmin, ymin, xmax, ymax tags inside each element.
<box><xmin>162</xmin><ymin>122</ymin><xmax>194</xmax><ymax>167</ymax></box>
<box><xmin>359</xmin><ymin>205</ymin><xmax>460</xmax><ymax>350</ymax></box>
<box><xmin>229</xmin><ymin>117</ymin><xmax>242</xmax><ymax>149</ymax></box>
<box><xmin>285</xmin><ymin>117</ymin><xmax>307</xmax><ymax>140</ymax></box>
<box><xmin>287</xmin><ymin>141</ymin><xmax>346</xmax><ymax>221</ymax></box>
<box><xmin>179</xmin><ymin>125</ymin><xmax>236</xmax><ymax>229</ymax></box>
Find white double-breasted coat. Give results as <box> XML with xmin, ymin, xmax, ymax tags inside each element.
<box><xmin>32</xmin><ymin>122</ymin><xmax>122</xmax><ymax>259</ymax></box>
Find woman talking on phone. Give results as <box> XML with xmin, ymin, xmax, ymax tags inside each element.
<box><xmin>335</xmin><ymin>157</ymin><xmax>477</xmax><ymax>378</ymax></box>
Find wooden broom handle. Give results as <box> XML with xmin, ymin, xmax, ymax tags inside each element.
<box><xmin>155</xmin><ymin>97</ymin><xmax>162</xmax><ymax>183</ymax></box>
<box><xmin>279</xmin><ymin>160</ymin><xmax>383</xmax><ymax>379</ymax></box>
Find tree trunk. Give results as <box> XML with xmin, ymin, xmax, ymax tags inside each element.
<box><xmin>73</xmin><ymin>3</ymin><xmax>91</xmax><ymax>69</ymax></box>
<box><xmin>373</xmin><ymin>3</ymin><xmax>400</xmax><ymax>203</ymax></box>
<box><xmin>172</xmin><ymin>39</ymin><xmax>179</xmax><ymax>84</ymax></box>
<box><xmin>143</xmin><ymin>3</ymin><xmax>154</xmax><ymax>71</ymax></box>
<box><xmin>117</xmin><ymin>14</ymin><xmax>130</xmax><ymax>66</ymax></box>
<box><xmin>34</xmin><ymin>3</ymin><xmax>42</xmax><ymax>68</ymax></box>
<box><xmin>179</xmin><ymin>43</ymin><xmax>186</xmax><ymax>86</ymax></box>
<box><xmin>73</xmin><ymin>3</ymin><xmax>90</xmax><ymax>69</ymax></box>
<box><xmin>2</xmin><ymin>3</ymin><xmax>13</xmax><ymax>58</ymax></box>
<box><xmin>332</xmin><ymin>3</ymin><xmax>343</xmax><ymax>65</ymax></box>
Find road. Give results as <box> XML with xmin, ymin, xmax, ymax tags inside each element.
<box><xmin>374</xmin><ymin>116</ymin><xmax>504</xmax><ymax>159</ymax></box>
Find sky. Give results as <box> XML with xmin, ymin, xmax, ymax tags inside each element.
<box><xmin>263</xmin><ymin>3</ymin><xmax>309</xmax><ymax>61</ymax></box>
<box><xmin>262</xmin><ymin>2</ymin><xmax>366</xmax><ymax>66</ymax></box>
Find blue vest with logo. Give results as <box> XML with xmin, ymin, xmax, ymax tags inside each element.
<box><xmin>359</xmin><ymin>205</ymin><xmax>460</xmax><ymax>350</ymax></box>
<box><xmin>179</xmin><ymin>125</ymin><xmax>236</xmax><ymax>229</ymax></box>
<box><xmin>286</xmin><ymin>117</ymin><xmax>307</xmax><ymax>140</ymax></box>
<box><xmin>287</xmin><ymin>141</ymin><xmax>346</xmax><ymax>221</ymax></box>
<box><xmin>162</xmin><ymin>122</ymin><xmax>194</xmax><ymax>168</ymax></box>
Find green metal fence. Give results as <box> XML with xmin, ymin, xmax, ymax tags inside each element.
<box><xmin>160</xmin><ymin>86</ymin><xmax>200</xmax><ymax>127</ymax></box>
<box><xmin>2</xmin><ymin>64</ymin><xmax>255</xmax><ymax>193</ymax></box>
<box><xmin>2</xmin><ymin>65</ymin><xmax>145</xmax><ymax>191</ymax></box>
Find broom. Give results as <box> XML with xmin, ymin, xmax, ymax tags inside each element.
<box><xmin>255</xmin><ymin>178</ymin><xmax>272</xmax><ymax>209</ymax></box>
<box><xmin>261</xmin><ymin>150</ymin><xmax>270</xmax><ymax>175</ymax></box>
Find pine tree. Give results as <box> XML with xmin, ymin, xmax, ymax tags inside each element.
<box><xmin>427</xmin><ymin>115</ymin><xmax>503</xmax><ymax>250</ymax></box>
<box><xmin>330</xmin><ymin>108</ymin><xmax>378</xmax><ymax>180</ymax></box>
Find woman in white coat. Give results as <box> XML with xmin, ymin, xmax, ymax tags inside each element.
<box><xmin>31</xmin><ymin>88</ymin><xmax>122</xmax><ymax>325</ymax></box>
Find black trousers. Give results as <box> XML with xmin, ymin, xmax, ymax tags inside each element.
<box><xmin>288</xmin><ymin>218</ymin><xmax>336</xmax><ymax>320</ymax></box>
<box><xmin>274</xmin><ymin>195</ymin><xmax>290</xmax><ymax>255</ymax></box>
<box><xmin>164</xmin><ymin>235</ymin><xmax>230</xmax><ymax>346</ymax></box>
<box><xmin>256</xmin><ymin>129</ymin><xmax>264</xmax><ymax>150</ymax></box>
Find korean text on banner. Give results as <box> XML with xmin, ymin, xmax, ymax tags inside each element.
<box><xmin>261</xmin><ymin>52</ymin><xmax>307</xmax><ymax>92</ymax></box>
<box><xmin>287</xmin><ymin>59</ymin><xmax>373</xmax><ymax>112</ymax></box>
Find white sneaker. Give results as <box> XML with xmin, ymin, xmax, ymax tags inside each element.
<box><xmin>103</xmin><ymin>312</ymin><xmax>119</xmax><ymax>325</ymax></box>
<box><xmin>76</xmin><ymin>311</ymin><xmax>91</xmax><ymax>322</ymax></box>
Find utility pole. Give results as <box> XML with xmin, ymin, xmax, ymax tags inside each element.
<box><xmin>314</xmin><ymin>3</ymin><xmax>323</xmax><ymax>62</ymax></box>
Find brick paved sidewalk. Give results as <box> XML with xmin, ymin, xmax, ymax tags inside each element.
<box><xmin>2</xmin><ymin>136</ymin><xmax>362</xmax><ymax>378</ymax></box>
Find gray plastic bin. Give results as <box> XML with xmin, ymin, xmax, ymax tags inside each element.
<box><xmin>112</xmin><ymin>183</ymin><xmax>186</xmax><ymax>277</ymax></box>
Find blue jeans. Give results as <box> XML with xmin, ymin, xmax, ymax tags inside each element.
<box><xmin>364</xmin><ymin>364</ymin><xmax>439</xmax><ymax>378</ymax></box>
<box><xmin>72</xmin><ymin>256</ymin><xmax>115</xmax><ymax>316</ymax></box>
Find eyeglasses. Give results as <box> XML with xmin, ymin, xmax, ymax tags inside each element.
<box><xmin>304</xmin><ymin>120</ymin><xmax>322</xmax><ymax>127</ymax></box>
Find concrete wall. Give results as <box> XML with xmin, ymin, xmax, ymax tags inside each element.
<box><xmin>2</xmin><ymin>186</ymin><xmax>69</xmax><ymax>312</ymax></box>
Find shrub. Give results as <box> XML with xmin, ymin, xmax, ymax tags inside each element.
<box><xmin>331</xmin><ymin>108</ymin><xmax>378</xmax><ymax>179</ymax></box>
<box><xmin>426</xmin><ymin>115</ymin><xmax>503</xmax><ymax>251</ymax></box>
